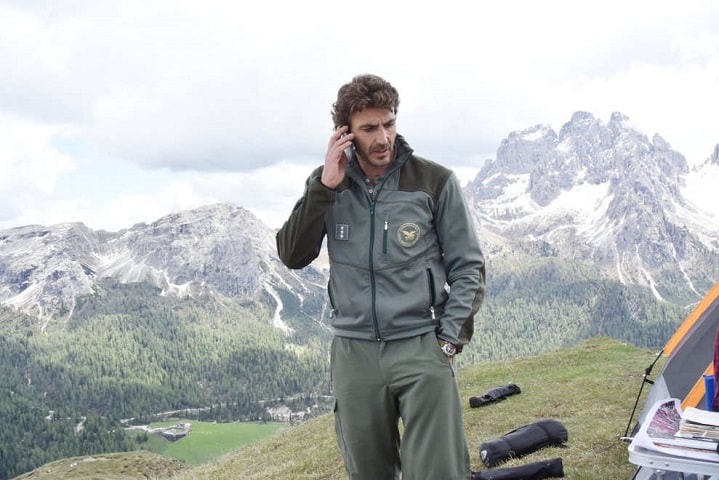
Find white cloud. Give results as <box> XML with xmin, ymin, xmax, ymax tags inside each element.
<box><xmin>0</xmin><ymin>0</ymin><xmax>718</xmax><ymax>231</ymax></box>
<box><xmin>0</xmin><ymin>114</ymin><xmax>78</xmax><ymax>223</ymax></box>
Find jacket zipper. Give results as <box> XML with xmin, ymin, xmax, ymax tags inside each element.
<box><xmin>382</xmin><ymin>217</ymin><xmax>389</xmax><ymax>254</ymax></box>
<box><xmin>426</xmin><ymin>269</ymin><xmax>437</xmax><ymax>319</ymax></box>
<box><xmin>368</xmin><ymin>180</ymin><xmax>389</xmax><ymax>341</ymax></box>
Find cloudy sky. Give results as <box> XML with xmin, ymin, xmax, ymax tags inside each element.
<box><xmin>1</xmin><ymin>0</ymin><xmax>718</xmax><ymax>232</ymax></box>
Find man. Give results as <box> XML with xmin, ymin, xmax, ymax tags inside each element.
<box><xmin>276</xmin><ymin>74</ymin><xmax>486</xmax><ymax>480</ymax></box>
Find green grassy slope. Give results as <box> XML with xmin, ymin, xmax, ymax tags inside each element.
<box><xmin>12</xmin><ymin>451</ymin><xmax>189</xmax><ymax>479</ymax></box>
<box><xmin>173</xmin><ymin>337</ymin><xmax>656</xmax><ymax>479</ymax></box>
<box><xmin>15</xmin><ymin>338</ymin><xmax>661</xmax><ymax>479</ymax></box>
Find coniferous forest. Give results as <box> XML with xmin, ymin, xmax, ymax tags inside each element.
<box><xmin>0</xmin><ymin>255</ymin><xmax>690</xmax><ymax>479</ymax></box>
<box><xmin>0</xmin><ymin>281</ymin><xmax>332</xmax><ymax>479</ymax></box>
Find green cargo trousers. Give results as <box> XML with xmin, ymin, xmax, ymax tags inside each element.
<box><xmin>331</xmin><ymin>331</ymin><xmax>471</xmax><ymax>480</ymax></box>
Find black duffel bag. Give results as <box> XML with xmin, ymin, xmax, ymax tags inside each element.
<box><xmin>469</xmin><ymin>383</ymin><xmax>522</xmax><ymax>408</ymax></box>
<box><xmin>472</xmin><ymin>457</ymin><xmax>564</xmax><ymax>479</ymax></box>
<box><xmin>479</xmin><ymin>419</ymin><xmax>568</xmax><ymax>468</ymax></box>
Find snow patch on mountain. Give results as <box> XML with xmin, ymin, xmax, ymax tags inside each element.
<box><xmin>469</xmin><ymin>111</ymin><xmax>719</xmax><ymax>302</ymax></box>
<box><xmin>263</xmin><ymin>281</ymin><xmax>293</xmax><ymax>335</ymax></box>
<box><xmin>479</xmin><ymin>173</ymin><xmax>536</xmax><ymax>221</ymax></box>
<box><xmin>478</xmin><ymin>173</ymin><xmax>615</xmax><ymax>247</ymax></box>
<box><xmin>682</xmin><ymin>162</ymin><xmax>719</xmax><ymax>230</ymax></box>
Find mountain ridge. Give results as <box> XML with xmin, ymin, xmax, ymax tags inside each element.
<box><xmin>0</xmin><ymin>202</ymin><xmax>327</xmax><ymax>330</ymax></box>
<box><xmin>1</xmin><ymin>109</ymin><xmax>717</xmax><ymax>322</ymax></box>
<box><xmin>467</xmin><ymin>110</ymin><xmax>719</xmax><ymax>304</ymax></box>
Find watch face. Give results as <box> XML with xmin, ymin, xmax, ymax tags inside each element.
<box><xmin>442</xmin><ymin>343</ymin><xmax>456</xmax><ymax>356</ymax></box>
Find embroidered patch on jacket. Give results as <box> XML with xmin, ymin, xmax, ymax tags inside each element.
<box><xmin>335</xmin><ymin>224</ymin><xmax>349</xmax><ymax>241</ymax></box>
<box><xmin>397</xmin><ymin>223</ymin><xmax>420</xmax><ymax>247</ymax></box>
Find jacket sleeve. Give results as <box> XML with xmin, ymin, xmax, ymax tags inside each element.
<box><xmin>435</xmin><ymin>173</ymin><xmax>486</xmax><ymax>350</ymax></box>
<box><xmin>276</xmin><ymin>166</ymin><xmax>335</xmax><ymax>269</ymax></box>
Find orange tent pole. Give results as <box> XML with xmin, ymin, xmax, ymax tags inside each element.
<box><xmin>664</xmin><ymin>282</ymin><xmax>719</xmax><ymax>356</ymax></box>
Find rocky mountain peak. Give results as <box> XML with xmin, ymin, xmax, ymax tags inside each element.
<box><xmin>492</xmin><ymin>123</ymin><xmax>558</xmax><ymax>175</ymax></box>
<box><xmin>1</xmin><ymin>113</ymin><xmax>716</xmax><ymax>324</ymax></box>
<box><xmin>467</xmin><ymin>111</ymin><xmax>718</xmax><ymax>302</ymax></box>
<box><xmin>0</xmin><ymin>203</ymin><xmax>326</xmax><ymax>327</ymax></box>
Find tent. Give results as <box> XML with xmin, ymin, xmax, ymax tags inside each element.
<box><xmin>626</xmin><ymin>280</ymin><xmax>719</xmax><ymax>479</ymax></box>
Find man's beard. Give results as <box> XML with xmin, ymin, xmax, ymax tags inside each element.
<box><xmin>357</xmin><ymin>142</ymin><xmax>394</xmax><ymax>167</ymax></box>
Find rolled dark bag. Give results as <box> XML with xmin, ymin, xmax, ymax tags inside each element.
<box><xmin>480</xmin><ymin>419</ymin><xmax>568</xmax><ymax>468</ymax></box>
<box><xmin>470</xmin><ymin>383</ymin><xmax>521</xmax><ymax>407</ymax></box>
<box><xmin>471</xmin><ymin>457</ymin><xmax>564</xmax><ymax>479</ymax></box>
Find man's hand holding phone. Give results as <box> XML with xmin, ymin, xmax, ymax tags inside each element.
<box><xmin>322</xmin><ymin>126</ymin><xmax>354</xmax><ymax>190</ymax></box>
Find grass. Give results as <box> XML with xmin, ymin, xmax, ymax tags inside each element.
<box><xmin>13</xmin><ymin>451</ymin><xmax>190</xmax><ymax>479</ymax></box>
<box><xmin>169</xmin><ymin>337</ymin><xmax>659</xmax><ymax>479</ymax></box>
<box><xmin>15</xmin><ymin>422</ymin><xmax>287</xmax><ymax>479</ymax></box>
<box><xmin>15</xmin><ymin>337</ymin><xmax>662</xmax><ymax>479</ymax></box>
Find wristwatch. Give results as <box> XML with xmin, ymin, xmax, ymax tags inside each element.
<box><xmin>441</xmin><ymin>341</ymin><xmax>457</xmax><ymax>357</ymax></box>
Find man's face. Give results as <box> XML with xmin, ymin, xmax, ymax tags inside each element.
<box><xmin>348</xmin><ymin>107</ymin><xmax>397</xmax><ymax>179</ymax></box>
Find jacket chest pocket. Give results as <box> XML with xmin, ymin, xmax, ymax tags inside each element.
<box><xmin>377</xmin><ymin>207</ymin><xmax>435</xmax><ymax>266</ymax></box>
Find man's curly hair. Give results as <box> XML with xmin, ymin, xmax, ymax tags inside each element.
<box><xmin>331</xmin><ymin>74</ymin><xmax>400</xmax><ymax>128</ymax></box>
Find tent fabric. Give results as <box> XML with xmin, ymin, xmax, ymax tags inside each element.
<box><xmin>714</xmin><ymin>325</ymin><xmax>719</xmax><ymax>411</ymax></box>
<box><xmin>663</xmin><ymin>281</ymin><xmax>719</xmax><ymax>356</ymax></box>
<box><xmin>637</xmin><ymin>281</ymin><xmax>719</xmax><ymax>426</ymax></box>
<box><xmin>630</xmin><ymin>281</ymin><xmax>719</xmax><ymax>479</ymax></box>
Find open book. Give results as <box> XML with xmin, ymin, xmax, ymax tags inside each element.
<box><xmin>678</xmin><ymin>407</ymin><xmax>719</xmax><ymax>441</ymax></box>
<box><xmin>632</xmin><ymin>398</ymin><xmax>719</xmax><ymax>461</ymax></box>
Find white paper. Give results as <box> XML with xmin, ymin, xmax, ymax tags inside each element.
<box><xmin>632</xmin><ymin>398</ymin><xmax>719</xmax><ymax>462</ymax></box>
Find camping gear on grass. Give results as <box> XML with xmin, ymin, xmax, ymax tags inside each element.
<box><xmin>626</xmin><ymin>281</ymin><xmax>719</xmax><ymax>479</ymax></box>
<box><xmin>479</xmin><ymin>419</ymin><xmax>568</xmax><ymax>468</ymax></box>
<box><xmin>627</xmin><ymin>280</ymin><xmax>719</xmax><ymax>436</ymax></box>
<box><xmin>471</xmin><ymin>457</ymin><xmax>564</xmax><ymax>479</ymax></box>
<box><xmin>470</xmin><ymin>383</ymin><xmax>522</xmax><ymax>408</ymax></box>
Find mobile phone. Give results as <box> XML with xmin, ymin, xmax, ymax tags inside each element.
<box><xmin>341</xmin><ymin>132</ymin><xmax>354</xmax><ymax>161</ymax></box>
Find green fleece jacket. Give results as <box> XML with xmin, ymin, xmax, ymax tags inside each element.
<box><xmin>276</xmin><ymin>135</ymin><xmax>485</xmax><ymax>350</ymax></box>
